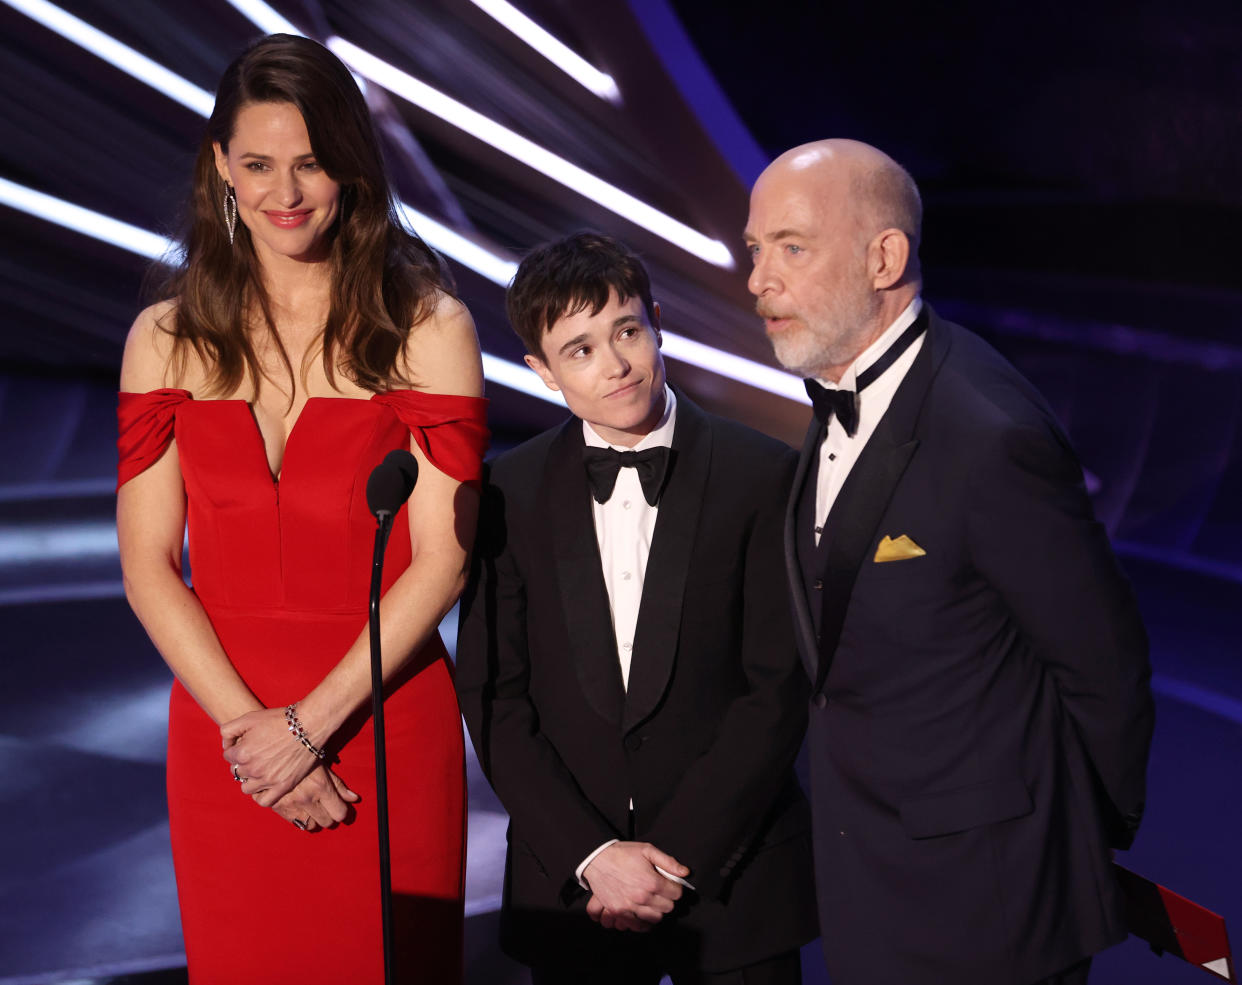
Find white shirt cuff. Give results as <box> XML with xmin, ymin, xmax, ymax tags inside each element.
<box><xmin>576</xmin><ymin>839</ymin><xmax>619</xmax><ymax>890</ymax></box>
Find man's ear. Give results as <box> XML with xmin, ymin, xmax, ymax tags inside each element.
<box><xmin>652</xmin><ymin>301</ymin><xmax>662</xmax><ymax>346</ymax></box>
<box><xmin>212</xmin><ymin>142</ymin><xmax>231</xmax><ymax>187</ymax></box>
<box><xmin>523</xmin><ymin>353</ymin><xmax>560</xmax><ymax>392</ymax></box>
<box><xmin>869</xmin><ymin>228</ymin><xmax>911</xmax><ymax>290</ymax></box>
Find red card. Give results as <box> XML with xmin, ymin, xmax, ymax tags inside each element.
<box><xmin>1115</xmin><ymin>863</ymin><xmax>1235</xmax><ymax>982</ymax></box>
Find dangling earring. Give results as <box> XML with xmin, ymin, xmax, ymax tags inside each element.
<box><xmin>222</xmin><ymin>184</ymin><xmax>238</xmax><ymax>245</ymax></box>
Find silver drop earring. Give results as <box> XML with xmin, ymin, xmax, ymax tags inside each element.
<box><xmin>223</xmin><ymin>184</ymin><xmax>238</xmax><ymax>245</ymax></box>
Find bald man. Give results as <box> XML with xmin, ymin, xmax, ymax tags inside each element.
<box><xmin>745</xmin><ymin>140</ymin><xmax>1154</xmax><ymax>985</ymax></box>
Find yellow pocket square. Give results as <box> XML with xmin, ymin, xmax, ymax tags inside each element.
<box><xmin>874</xmin><ymin>534</ymin><xmax>926</xmax><ymax>563</ymax></box>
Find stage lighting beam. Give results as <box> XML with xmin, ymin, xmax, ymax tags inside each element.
<box><xmin>467</xmin><ymin>0</ymin><xmax>621</xmax><ymax>104</ymax></box>
<box><xmin>2</xmin><ymin>0</ymin><xmax>215</xmax><ymax>116</ymax></box>
<box><xmin>0</xmin><ymin>177</ymin><xmax>173</xmax><ymax>260</ymax></box>
<box><xmin>327</xmin><ymin>39</ymin><xmax>733</xmax><ymax>270</ymax></box>
<box><xmin>221</xmin><ymin>0</ymin><xmax>300</xmax><ymax>35</ymax></box>
<box><xmin>4</xmin><ymin>3</ymin><xmax>805</xmax><ymax>405</ymax></box>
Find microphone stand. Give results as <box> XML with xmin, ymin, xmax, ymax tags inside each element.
<box><xmin>364</xmin><ymin>449</ymin><xmax>417</xmax><ymax>985</ymax></box>
<box><xmin>368</xmin><ymin>508</ymin><xmax>395</xmax><ymax>985</ymax></box>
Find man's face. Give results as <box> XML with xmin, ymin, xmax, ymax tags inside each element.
<box><xmin>744</xmin><ymin>164</ymin><xmax>880</xmax><ymax>380</ymax></box>
<box><xmin>525</xmin><ymin>291</ymin><xmax>667</xmax><ymax>447</ymax></box>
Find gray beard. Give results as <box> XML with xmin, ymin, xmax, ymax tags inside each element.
<box><xmin>767</xmin><ymin>292</ymin><xmax>884</xmax><ymax>379</ymax></box>
<box><xmin>771</xmin><ymin>330</ymin><xmax>844</xmax><ymax>379</ymax></box>
<box><xmin>769</xmin><ymin>322</ymin><xmax>875</xmax><ymax>379</ymax></box>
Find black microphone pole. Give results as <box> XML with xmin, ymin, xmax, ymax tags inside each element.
<box><xmin>365</xmin><ymin>449</ymin><xmax>419</xmax><ymax>985</ymax></box>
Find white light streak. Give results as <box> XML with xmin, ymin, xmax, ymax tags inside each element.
<box><xmin>394</xmin><ymin>201</ymin><xmax>517</xmax><ymax>286</ymax></box>
<box><xmin>0</xmin><ymin>176</ymin><xmax>173</xmax><ymax>260</ymax></box>
<box><xmin>468</xmin><ymin>0</ymin><xmax>621</xmax><ymax>104</ymax></box>
<box><xmin>1</xmin><ymin>0</ymin><xmax>215</xmax><ymax>116</ymax></box>
<box><xmin>482</xmin><ymin>354</ymin><xmax>565</xmax><ymax>405</ymax></box>
<box><xmin>661</xmin><ymin>332</ymin><xmax>809</xmax><ymax>404</ymax></box>
<box><xmin>221</xmin><ymin>0</ymin><xmax>301</xmax><ymax>35</ymax></box>
<box><xmin>8</xmin><ymin>3</ymin><xmax>803</xmax><ymax>405</ymax></box>
<box><xmin>220</xmin><ymin>0</ymin><xmax>369</xmax><ymax>94</ymax></box>
<box><xmin>327</xmin><ymin>38</ymin><xmax>734</xmax><ymax>270</ymax></box>
<box><xmin>0</xmin><ymin>521</ymin><xmax>118</xmax><ymax>563</ymax></box>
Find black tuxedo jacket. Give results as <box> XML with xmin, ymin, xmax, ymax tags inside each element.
<box><xmin>787</xmin><ymin>306</ymin><xmax>1154</xmax><ymax>985</ymax></box>
<box><xmin>457</xmin><ymin>390</ymin><xmax>817</xmax><ymax>972</ymax></box>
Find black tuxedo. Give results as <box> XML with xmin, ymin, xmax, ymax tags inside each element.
<box><xmin>788</xmin><ymin>306</ymin><xmax>1154</xmax><ymax>985</ymax></box>
<box><xmin>456</xmin><ymin>390</ymin><xmax>817</xmax><ymax>973</ymax></box>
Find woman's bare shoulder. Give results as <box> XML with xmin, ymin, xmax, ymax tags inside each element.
<box><xmin>120</xmin><ymin>300</ymin><xmax>210</xmax><ymax>393</ymax></box>
<box><xmin>398</xmin><ymin>292</ymin><xmax>484</xmax><ymax>398</ymax></box>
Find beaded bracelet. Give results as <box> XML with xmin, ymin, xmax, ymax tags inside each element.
<box><xmin>284</xmin><ymin>703</ymin><xmax>326</xmax><ymax>760</ymax></box>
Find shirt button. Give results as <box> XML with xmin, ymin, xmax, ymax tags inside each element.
<box><xmin>622</xmin><ymin>571</ymin><xmax>632</xmax><ymax>580</ymax></box>
<box><xmin>622</xmin><ymin>499</ymin><xmax>632</xmax><ymax>509</ymax></box>
<box><xmin>622</xmin><ymin>642</ymin><xmax>632</xmax><ymax>650</ymax></box>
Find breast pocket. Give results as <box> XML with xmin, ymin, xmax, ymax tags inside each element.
<box><xmin>863</xmin><ymin>552</ymin><xmax>931</xmax><ymax>582</ymax></box>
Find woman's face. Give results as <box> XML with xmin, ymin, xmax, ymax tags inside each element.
<box><xmin>213</xmin><ymin>101</ymin><xmax>341</xmax><ymax>266</ymax></box>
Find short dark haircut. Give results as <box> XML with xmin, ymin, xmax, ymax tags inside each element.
<box><xmin>506</xmin><ymin>231</ymin><xmax>656</xmax><ymax>359</ymax></box>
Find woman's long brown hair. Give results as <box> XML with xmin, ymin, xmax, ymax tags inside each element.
<box><xmin>149</xmin><ymin>34</ymin><xmax>453</xmax><ymax>398</ymax></box>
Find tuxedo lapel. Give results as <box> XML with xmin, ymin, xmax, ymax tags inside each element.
<box><xmin>785</xmin><ymin>421</ymin><xmax>824</xmax><ymax>682</ymax></box>
<box><xmin>814</xmin><ymin>308</ymin><xmax>948</xmax><ymax>692</ymax></box>
<box><xmin>544</xmin><ymin>420</ymin><xmax>625</xmax><ymax>725</ymax></box>
<box><xmin>623</xmin><ymin>392</ymin><xmax>711</xmax><ymax>734</ymax></box>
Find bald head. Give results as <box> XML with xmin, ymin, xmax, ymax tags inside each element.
<box><xmin>746</xmin><ymin>139</ymin><xmax>923</xmax><ymax>381</ymax></box>
<box><xmin>761</xmin><ymin>139</ymin><xmax>923</xmax><ymax>254</ymax></box>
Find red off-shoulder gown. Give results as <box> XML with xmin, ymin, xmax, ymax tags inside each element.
<box><xmin>117</xmin><ymin>389</ymin><xmax>488</xmax><ymax>985</ymax></box>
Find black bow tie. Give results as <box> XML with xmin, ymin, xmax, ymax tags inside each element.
<box><xmin>805</xmin><ymin>380</ymin><xmax>859</xmax><ymax>436</ymax></box>
<box><xmin>804</xmin><ymin>313</ymin><xmax>928</xmax><ymax>437</ymax></box>
<box><xmin>583</xmin><ymin>446</ymin><xmax>670</xmax><ymax>506</ymax></box>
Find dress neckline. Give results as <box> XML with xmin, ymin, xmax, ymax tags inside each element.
<box><xmin>223</xmin><ymin>395</ymin><xmax>381</xmax><ymax>484</ymax></box>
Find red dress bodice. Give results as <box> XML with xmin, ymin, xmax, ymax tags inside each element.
<box><xmin>117</xmin><ymin>388</ymin><xmax>488</xmax><ymax>612</ymax></box>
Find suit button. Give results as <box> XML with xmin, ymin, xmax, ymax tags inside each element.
<box><xmin>813</xmin><ymin>693</ymin><xmax>828</xmax><ymax>710</ymax></box>
<box><xmin>625</xmin><ymin>735</ymin><xmax>644</xmax><ymax>752</ymax></box>
<box><xmin>813</xmin><ymin>579</ymin><xmax>823</xmax><ymax>590</ymax></box>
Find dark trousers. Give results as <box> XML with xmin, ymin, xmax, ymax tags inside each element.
<box><xmin>531</xmin><ymin>948</ymin><xmax>801</xmax><ymax>985</ymax></box>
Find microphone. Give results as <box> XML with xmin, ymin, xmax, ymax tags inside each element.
<box><xmin>366</xmin><ymin>449</ymin><xmax>419</xmax><ymax>519</ymax></box>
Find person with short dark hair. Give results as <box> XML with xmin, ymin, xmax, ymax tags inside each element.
<box><xmin>746</xmin><ymin>139</ymin><xmax>1154</xmax><ymax>985</ymax></box>
<box><xmin>457</xmin><ymin>231</ymin><xmax>817</xmax><ymax>984</ymax></box>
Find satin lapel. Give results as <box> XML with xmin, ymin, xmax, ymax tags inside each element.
<box><xmin>546</xmin><ymin>420</ymin><xmax>625</xmax><ymax>725</ymax></box>
<box><xmin>785</xmin><ymin>420</ymin><xmax>823</xmax><ymax>682</ymax></box>
<box><xmin>622</xmin><ymin>393</ymin><xmax>711</xmax><ymax>734</ymax></box>
<box><xmin>814</xmin><ymin>308</ymin><xmax>948</xmax><ymax>692</ymax></box>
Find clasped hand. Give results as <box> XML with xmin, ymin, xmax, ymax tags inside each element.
<box><xmin>583</xmin><ymin>841</ymin><xmax>689</xmax><ymax>932</ymax></box>
<box><xmin>268</xmin><ymin>765</ymin><xmax>359</xmax><ymax>832</ymax></box>
<box><xmin>222</xmin><ymin>707</ymin><xmax>317</xmax><ymax>804</ymax></box>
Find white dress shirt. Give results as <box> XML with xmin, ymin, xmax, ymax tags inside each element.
<box><xmin>813</xmin><ymin>297</ymin><xmax>924</xmax><ymax>542</ymax></box>
<box><xmin>575</xmin><ymin>387</ymin><xmax>690</xmax><ymax>889</ymax></box>
<box><xmin>583</xmin><ymin>386</ymin><xmax>676</xmax><ymax>689</ymax></box>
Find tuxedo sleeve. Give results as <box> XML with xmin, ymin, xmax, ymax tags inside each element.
<box><xmin>643</xmin><ymin>451</ymin><xmax>809</xmax><ymax>900</ymax></box>
<box><xmin>455</xmin><ymin>473</ymin><xmax>619</xmax><ymax>900</ymax></box>
<box><xmin>967</xmin><ymin>421</ymin><xmax>1154</xmax><ymax>848</ymax></box>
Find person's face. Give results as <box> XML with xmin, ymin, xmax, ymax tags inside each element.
<box><xmin>213</xmin><ymin>101</ymin><xmax>341</xmax><ymax>265</ymax></box>
<box><xmin>525</xmin><ymin>291</ymin><xmax>667</xmax><ymax>447</ymax></box>
<box><xmin>744</xmin><ymin>164</ymin><xmax>880</xmax><ymax>381</ymax></box>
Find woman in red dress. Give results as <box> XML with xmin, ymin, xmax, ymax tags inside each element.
<box><xmin>116</xmin><ymin>35</ymin><xmax>487</xmax><ymax>983</ymax></box>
